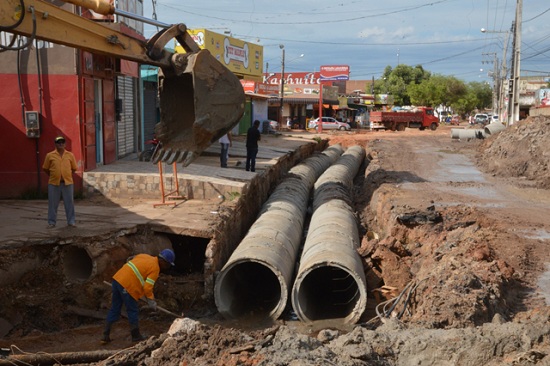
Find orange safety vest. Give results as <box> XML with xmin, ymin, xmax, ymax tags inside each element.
<box><xmin>113</xmin><ymin>254</ymin><xmax>160</xmax><ymax>301</ymax></box>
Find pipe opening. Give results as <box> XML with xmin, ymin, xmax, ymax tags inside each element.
<box><xmin>62</xmin><ymin>246</ymin><xmax>93</xmax><ymax>282</ymax></box>
<box><xmin>296</xmin><ymin>266</ymin><xmax>361</xmax><ymax>321</ymax></box>
<box><xmin>164</xmin><ymin>233</ymin><xmax>209</xmax><ymax>274</ymax></box>
<box><xmin>216</xmin><ymin>262</ymin><xmax>282</xmax><ymax>319</ymax></box>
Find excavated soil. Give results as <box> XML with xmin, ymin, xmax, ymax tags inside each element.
<box><xmin>1</xmin><ymin>117</ymin><xmax>550</xmax><ymax>365</ymax></box>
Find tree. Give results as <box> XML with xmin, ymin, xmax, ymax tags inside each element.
<box><xmin>375</xmin><ymin>65</ymin><xmax>431</xmax><ymax>106</ymax></box>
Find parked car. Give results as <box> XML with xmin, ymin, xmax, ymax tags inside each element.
<box><xmin>474</xmin><ymin>113</ymin><xmax>489</xmax><ymax>125</ymax></box>
<box><xmin>308</xmin><ymin>117</ymin><xmax>351</xmax><ymax>131</ymax></box>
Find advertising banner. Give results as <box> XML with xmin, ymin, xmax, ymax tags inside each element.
<box><xmin>320</xmin><ymin>65</ymin><xmax>350</xmax><ymax>81</ymax></box>
<box><xmin>175</xmin><ymin>29</ymin><xmax>263</xmax><ymax>81</ymax></box>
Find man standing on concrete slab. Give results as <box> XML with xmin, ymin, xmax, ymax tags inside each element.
<box><xmin>219</xmin><ymin>132</ymin><xmax>232</xmax><ymax>168</ymax></box>
<box><xmin>246</xmin><ymin>120</ymin><xmax>261</xmax><ymax>172</ymax></box>
<box><xmin>42</xmin><ymin>135</ymin><xmax>78</xmax><ymax>228</ymax></box>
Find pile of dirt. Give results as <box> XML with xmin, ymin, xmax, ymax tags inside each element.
<box><xmin>93</xmin><ymin>313</ymin><xmax>550</xmax><ymax>366</ymax></box>
<box><xmin>477</xmin><ymin>115</ymin><xmax>550</xmax><ymax>189</ymax></box>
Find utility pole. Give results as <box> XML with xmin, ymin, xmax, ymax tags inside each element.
<box><xmin>482</xmin><ymin>52</ymin><xmax>498</xmax><ymax>115</ymax></box>
<box><xmin>279</xmin><ymin>45</ymin><xmax>285</xmax><ymax>127</ymax></box>
<box><xmin>508</xmin><ymin>0</ymin><xmax>522</xmax><ymax>126</ymax></box>
<box><xmin>500</xmin><ymin>28</ymin><xmax>511</xmax><ymax>122</ymax></box>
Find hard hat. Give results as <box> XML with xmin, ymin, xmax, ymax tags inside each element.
<box><xmin>159</xmin><ymin>249</ymin><xmax>175</xmax><ymax>266</ymax></box>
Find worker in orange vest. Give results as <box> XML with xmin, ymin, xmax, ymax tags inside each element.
<box><xmin>101</xmin><ymin>249</ymin><xmax>175</xmax><ymax>343</ymax></box>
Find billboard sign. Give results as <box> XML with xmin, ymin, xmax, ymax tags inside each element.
<box><xmin>175</xmin><ymin>29</ymin><xmax>263</xmax><ymax>81</ymax></box>
<box><xmin>320</xmin><ymin>65</ymin><xmax>350</xmax><ymax>81</ymax></box>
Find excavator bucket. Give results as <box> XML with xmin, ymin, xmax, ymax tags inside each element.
<box><xmin>153</xmin><ymin>49</ymin><xmax>245</xmax><ymax>166</ymax></box>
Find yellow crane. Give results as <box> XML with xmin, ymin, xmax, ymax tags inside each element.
<box><xmin>0</xmin><ymin>0</ymin><xmax>245</xmax><ymax>165</ymax></box>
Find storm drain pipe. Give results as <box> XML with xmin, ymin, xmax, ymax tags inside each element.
<box><xmin>484</xmin><ymin>122</ymin><xmax>506</xmax><ymax>135</ymax></box>
<box><xmin>451</xmin><ymin>128</ymin><xmax>486</xmax><ymax>140</ymax></box>
<box><xmin>292</xmin><ymin>145</ymin><xmax>367</xmax><ymax>324</ymax></box>
<box><xmin>214</xmin><ymin>144</ymin><xmax>344</xmax><ymax>321</ymax></box>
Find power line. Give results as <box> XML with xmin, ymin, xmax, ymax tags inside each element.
<box><xmin>158</xmin><ymin>0</ymin><xmax>455</xmax><ymax>25</ymax></box>
<box><xmin>523</xmin><ymin>7</ymin><xmax>550</xmax><ymax>22</ymax></box>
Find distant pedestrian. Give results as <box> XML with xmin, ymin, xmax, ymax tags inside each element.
<box><xmin>101</xmin><ymin>249</ymin><xmax>176</xmax><ymax>344</ymax></box>
<box><xmin>246</xmin><ymin>120</ymin><xmax>261</xmax><ymax>172</ymax></box>
<box><xmin>42</xmin><ymin>135</ymin><xmax>78</xmax><ymax>228</ymax></box>
<box><xmin>219</xmin><ymin>132</ymin><xmax>232</xmax><ymax>168</ymax></box>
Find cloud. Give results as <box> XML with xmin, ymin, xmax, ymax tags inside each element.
<box><xmin>358</xmin><ymin>26</ymin><xmax>415</xmax><ymax>42</ymax></box>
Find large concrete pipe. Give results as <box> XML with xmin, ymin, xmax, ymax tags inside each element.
<box><xmin>62</xmin><ymin>234</ymin><xmax>172</xmax><ymax>282</ymax></box>
<box><xmin>214</xmin><ymin>144</ymin><xmax>344</xmax><ymax>321</ymax></box>
<box><xmin>484</xmin><ymin>122</ymin><xmax>506</xmax><ymax>135</ymax></box>
<box><xmin>292</xmin><ymin>145</ymin><xmax>367</xmax><ymax>324</ymax></box>
<box><xmin>451</xmin><ymin>128</ymin><xmax>486</xmax><ymax>140</ymax></box>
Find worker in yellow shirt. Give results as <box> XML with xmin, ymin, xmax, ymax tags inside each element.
<box><xmin>42</xmin><ymin>135</ymin><xmax>78</xmax><ymax>228</ymax></box>
<box><xmin>101</xmin><ymin>249</ymin><xmax>175</xmax><ymax>343</ymax></box>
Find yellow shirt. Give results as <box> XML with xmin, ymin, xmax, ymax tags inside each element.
<box><xmin>113</xmin><ymin>254</ymin><xmax>160</xmax><ymax>301</ymax></box>
<box><xmin>42</xmin><ymin>149</ymin><xmax>77</xmax><ymax>185</ymax></box>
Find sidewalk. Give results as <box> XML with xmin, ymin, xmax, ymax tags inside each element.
<box><xmin>0</xmin><ymin>133</ymin><xmax>319</xmax><ymax>247</ymax></box>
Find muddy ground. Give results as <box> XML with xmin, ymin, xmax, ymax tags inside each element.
<box><xmin>1</xmin><ymin>117</ymin><xmax>550</xmax><ymax>365</ymax></box>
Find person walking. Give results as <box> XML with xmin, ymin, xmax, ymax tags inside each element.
<box><xmin>245</xmin><ymin>120</ymin><xmax>261</xmax><ymax>172</ymax></box>
<box><xmin>42</xmin><ymin>135</ymin><xmax>78</xmax><ymax>228</ymax></box>
<box><xmin>219</xmin><ymin>132</ymin><xmax>232</xmax><ymax>168</ymax></box>
<box><xmin>101</xmin><ymin>249</ymin><xmax>176</xmax><ymax>344</ymax></box>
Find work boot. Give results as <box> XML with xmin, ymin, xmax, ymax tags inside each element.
<box><xmin>131</xmin><ymin>327</ymin><xmax>146</xmax><ymax>342</ymax></box>
<box><xmin>100</xmin><ymin>322</ymin><xmax>112</xmax><ymax>344</ymax></box>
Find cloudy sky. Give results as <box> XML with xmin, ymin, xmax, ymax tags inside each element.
<box><xmin>142</xmin><ymin>0</ymin><xmax>550</xmax><ymax>83</ymax></box>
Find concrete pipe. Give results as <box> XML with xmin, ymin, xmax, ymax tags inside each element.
<box><xmin>215</xmin><ymin>144</ymin><xmax>344</xmax><ymax>321</ymax></box>
<box><xmin>484</xmin><ymin>122</ymin><xmax>506</xmax><ymax>135</ymax></box>
<box><xmin>450</xmin><ymin>128</ymin><xmax>462</xmax><ymax>139</ymax></box>
<box><xmin>62</xmin><ymin>235</ymin><xmax>171</xmax><ymax>282</ymax></box>
<box><xmin>451</xmin><ymin>128</ymin><xmax>486</xmax><ymax>140</ymax></box>
<box><xmin>292</xmin><ymin>146</ymin><xmax>367</xmax><ymax>324</ymax></box>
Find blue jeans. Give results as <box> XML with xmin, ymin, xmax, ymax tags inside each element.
<box><xmin>106</xmin><ymin>280</ymin><xmax>140</xmax><ymax>328</ymax></box>
<box><xmin>220</xmin><ymin>143</ymin><xmax>229</xmax><ymax>167</ymax></box>
<box><xmin>47</xmin><ymin>182</ymin><xmax>75</xmax><ymax>226</ymax></box>
<box><xmin>246</xmin><ymin>148</ymin><xmax>258</xmax><ymax>172</ymax></box>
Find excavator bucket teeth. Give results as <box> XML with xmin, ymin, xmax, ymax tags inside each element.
<box><xmin>155</xmin><ymin>49</ymin><xmax>245</xmax><ymax>166</ymax></box>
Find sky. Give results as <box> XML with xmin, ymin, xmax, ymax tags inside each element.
<box><xmin>141</xmin><ymin>0</ymin><xmax>550</xmax><ymax>83</ymax></box>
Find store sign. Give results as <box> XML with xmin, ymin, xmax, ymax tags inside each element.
<box><xmin>320</xmin><ymin>65</ymin><xmax>349</xmax><ymax>81</ymax></box>
<box><xmin>263</xmin><ymin>72</ymin><xmax>320</xmax><ymax>85</ymax></box>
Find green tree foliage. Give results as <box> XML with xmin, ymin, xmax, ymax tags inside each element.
<box><xmin>375</xmin><ymin>64</ymin><xmax>493</xmax><ymax>115</ymax></box>
<box><xmin>374</xmin><ymin>65</ymin><xmax>431</xmax><ymax>106</ymax></box>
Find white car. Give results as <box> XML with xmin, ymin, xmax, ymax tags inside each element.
<box><xmin>308</xmin><ymin>117</ymin><xmax>351</xmax><ymax>131</ymax></box>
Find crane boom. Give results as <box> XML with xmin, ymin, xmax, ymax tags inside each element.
<box><xmin>0</xmin><ymin>0</ymin><xmax>245</xmax><ymax>166</ymax></box>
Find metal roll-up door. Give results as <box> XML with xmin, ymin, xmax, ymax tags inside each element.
<box><xmin>116</xmin><ymin>75</ymin><xmax>136</xmax><ymax>158</ymax></box>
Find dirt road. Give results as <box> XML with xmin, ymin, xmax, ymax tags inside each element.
<box><xmin>1</xmin><ymin>119</ymin><xmax>549</xmax><ymax>365</ymax></box>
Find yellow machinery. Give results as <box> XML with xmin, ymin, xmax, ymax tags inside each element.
<box><xmin>0</xmin><ymin>0</ymin><xmax>245</xmax><ymax>165</ymax></box>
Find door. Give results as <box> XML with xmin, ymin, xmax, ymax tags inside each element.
<box><xmin>94</xmin><ymin>79</ymin><xmax>104</xmax><ymax>165</ymax></box>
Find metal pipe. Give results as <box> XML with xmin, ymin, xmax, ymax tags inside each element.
<box><xmin>214</xmin><ymin>145</ymin><xmax>344</xmax><ymax>321</ymax></box>
<box><xmin>292</xmin><ymin>145</ymin><xmax>367</xmax><ymax>324</ymax></box>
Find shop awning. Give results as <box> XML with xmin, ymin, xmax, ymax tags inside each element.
<box><xmin>268</xmin><ymin>97</ymin><xmax>338</xmax><ymax>105</ymax></box>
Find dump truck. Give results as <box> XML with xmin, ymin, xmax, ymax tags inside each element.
<box><xmin>369</xmin><ymin>107</ymin><xmax>439</xmax><ymax>131</ymax></box>
<box><xmin>0</xmin><ymin>0</ymin><xmax>245</xmax><ymax>166</ymax></box>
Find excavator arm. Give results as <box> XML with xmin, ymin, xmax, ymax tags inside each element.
<box><xmin>0</xmin><ymin>0</ymin><xmax>245</xmax><ymax>165</ymax></box>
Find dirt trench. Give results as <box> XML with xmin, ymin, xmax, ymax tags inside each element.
<box><xmin>1</xmin><ymin>119</ymin><xmax>550</xmax><ymax>365</ymax></box>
